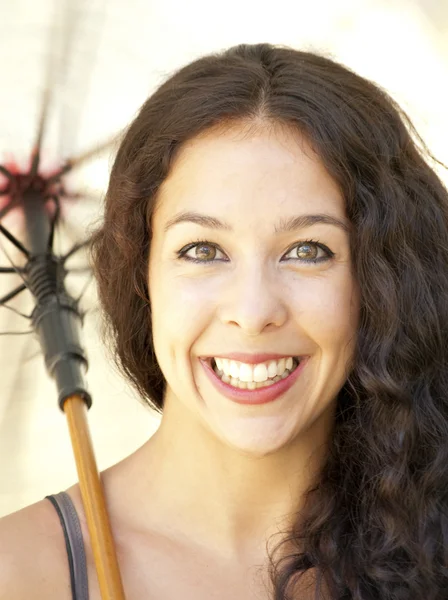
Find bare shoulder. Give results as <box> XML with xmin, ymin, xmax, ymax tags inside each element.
<box><xmin>0</xmin><ymin>497</ymin><xmax>72</xmax><ymax>599</ymax></box>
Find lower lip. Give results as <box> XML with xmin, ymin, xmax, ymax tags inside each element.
<box><xmin>200</xmin><ymin>358</ymin><xmax>308</xmax><ymax>405</ymax></box>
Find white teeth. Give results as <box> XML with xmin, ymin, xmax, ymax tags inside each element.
<box><xmin>253</xmin><ymin>363</ymin><xmax>268</xmax><ymax>382</ymax></box>
<box><xmin>215</xmin><ymin>367</ymin><xmax>296</xmax><ymax>390</ymax></box>
<box><xmin>212</xmin><ymin>356</ymin><xmax>299</xmax><ymax>385</ymax></box>
<box><xmin>277</xmin><ymin>357</ymin><xmax>286</xmax><ymax>377</ymax></box>
<box><xmin>229</xmin><ymin>360</ymin><xmax>240</xmax><ymax>378</ymax></box>
<box><xmin>239</xmin><ymin>363</ymin><xmax>253</xmax><ymax>382</ymax></box>
<box><xmin>267</xmin><ymin>360</ymin><xmax>278</xmax><ymax>378</ymax></box>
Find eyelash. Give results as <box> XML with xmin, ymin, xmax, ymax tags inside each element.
<box><xmin>176</xmin><ymin>239</ymin><xmax>335</xmax><ymax>265</ymax></box>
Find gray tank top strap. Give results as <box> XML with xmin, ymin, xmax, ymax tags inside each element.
<box><xmin>46</xmin><ymin>491</ymin><xmax>89</xmax><ymax>600</ymax></box>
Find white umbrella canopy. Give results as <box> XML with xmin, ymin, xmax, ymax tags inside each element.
<box><xmin>0</xmin><ymin>0</ymin><xmax>447</xmax><ymax>517</ymax></box>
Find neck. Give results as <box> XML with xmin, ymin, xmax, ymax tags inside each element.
<box><xmin>107</xmin><ymin>393</ymin><xmax>334</xmax><ymax>561</ymax></box>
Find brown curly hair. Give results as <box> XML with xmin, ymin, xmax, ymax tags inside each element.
<box><xmin>89</xmin><ymin>43</ymin><xmax>448</xmax><ymax>599</ymax></box>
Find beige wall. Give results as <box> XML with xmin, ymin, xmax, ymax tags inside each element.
<box><xmin>0</xmin><ymin>0</ymin><xmax>447</xmax><ymax>516</ymax></box>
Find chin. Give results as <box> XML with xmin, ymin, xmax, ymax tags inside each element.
<box><xmin>212</xmin><ymin>422</ymin><xmax>297</xmax><ymax>458</ymax></box>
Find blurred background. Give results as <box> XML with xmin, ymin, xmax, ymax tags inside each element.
<box><xmin>0</xmin><ymin>0</ymin><xmax>447</xmax><ymax>517</ymax></box>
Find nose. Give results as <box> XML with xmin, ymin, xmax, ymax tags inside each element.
<box><xmin>217</xmin><ymin>264</ymin><xmax>289</xmax><ymax>335</ymax></box>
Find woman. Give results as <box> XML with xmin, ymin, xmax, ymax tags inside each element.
<box><xmin>1</xmin><ymin>43</ymin><xmax>447</xmax><ymax>600</ymax></box>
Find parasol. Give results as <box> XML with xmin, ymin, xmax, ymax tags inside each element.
<box><xmin>0</xmin><ymin>0</ymin><xmax>163</xmax><ymax>596</ymax></box>
<box><xmin>0</xmin><ymin>140</ymin><xmax>126</xmax><ymax>597</ymax></box>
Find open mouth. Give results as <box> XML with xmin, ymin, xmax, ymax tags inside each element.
<box><xmin>200</xmin><ymin>355</ymin><xmax>308</xmax><ymax>406</ymax></box>
<box><xmin>208</xmin><ymin>356</ymin><xmax>301</xmax><ymax>390</ymax></box>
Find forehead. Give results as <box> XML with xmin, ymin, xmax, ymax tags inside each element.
<box><xmin>153</xmin><ymin>122</ymin><xmax>345</xmax><ymax>225</ymax></box>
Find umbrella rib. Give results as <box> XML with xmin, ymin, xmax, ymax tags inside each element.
<box><xmin>0</xmin><ymin>197</ymin><xmax>18</xmax><ymax>220</ymax></box>
<box><xmin>23</xmin><ymin>348</ymin><xmax>42</xmax><ymax>365</ymax></box>
<box><xmin>0</xmin><ymin>301</ymin><xmax>32</xmax><ymax>320</ymax></box>
<box><xmin>47</xmin><ymin>136</ymin><xmax>118</xmax><ymax>184</ymax></box>
<box><xmin>0</xmin><ymin>236</ymin><xmax>30</xmax><ymax>291</ymax></box>
<box><xmin>46</xmin><ymin>195</ymin><xmax>61</xmax><ymax>252</ymax></box>
<box><xmin>60</xmin><ymin>189</ymin><xmax>105</xmax><ymax>207</ymax></box>
<box><xmin>0</xmin><ymin>224</ymin><xmax>30</xmax><ymax>258</ymax></box>
<box><xmin>28</xmin><ymin>0</ymin><xmax>66</xmax><ymax>177</ymax></box>
<box><xmin>0</xmin><ymin>165</ymin><xmax>13</xmax><ymax>179</ymax></box>
<box><xmin>0</xmin><ymin>267</ymin><xmax>24</xmax><ymax>273</ymax></box>
<box><xmin>0</xmin><ymin>283</ymin><xmax>27</xmax><ymax>306</ymax></box>
<box><xmin>75</xmin><ymin>272</ymin><xmax>94</xmax><ymax>304</ymax></box>
<box><xmin>52</xmin><ymin>0</ymin><xmax>111</xmax><ymax>165</ymax></box>
<box><xmin>29</xmin><ymin>87</ymin><xmax>52</xmax><ymax>177</ymax></box>
<box><xmin>63</xmin><ymin>239</ymin><xmax>90</xmax><ymax>262</ymax></box>
<box><xmin>66</xmin><ymin>265</ymin><xmax>91</xmax><ymax>274</ymax></box>
<box><xmin>0</xmin><ymin>329</ymin><xmax>33</xmax><ymax>336</ymax></box>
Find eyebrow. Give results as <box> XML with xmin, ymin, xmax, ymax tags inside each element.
<box><xmin>163</xmin><ymin>210</ymin><xmax>351</xmax><ymax>235</ymax></box>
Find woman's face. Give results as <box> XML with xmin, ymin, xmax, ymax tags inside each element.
<box><xmin>148</xmin><ymin>122</ymin><xmax>359</xmax><ymax>456</ymax></box>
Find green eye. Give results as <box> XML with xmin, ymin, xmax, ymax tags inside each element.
<box><xmin>177</xmin><ymin>239</ymin><xmax>334</xmax><ymax>265</ymax></box>
<box><xmin>296</xmin><ymin>243</ymin><xmax>319</xmax><ymax>260</ymax></box>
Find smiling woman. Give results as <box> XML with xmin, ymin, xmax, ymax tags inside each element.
<box><xmin>1</xmin><ymin>43</ymin><xmax>448</xmax><ymax>600</ymax></box>
<box><xmin>147</xmin><ymin>124</ymin><xmax>358</xmax><ymax>459</ymax></box>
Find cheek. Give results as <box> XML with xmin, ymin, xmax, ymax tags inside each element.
<box><xmin>292</xmin><ymin>276</ymin><xmax>359</xmax><ymax>347</ymax></box>
<box><xmin>151</xmin><ymin>274</ymin><xmax>216</xmax><ymax>339</ymax></box>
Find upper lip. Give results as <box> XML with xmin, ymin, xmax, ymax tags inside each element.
<box><xmin>201</xmin><ymin>352</ymin><xmax>303</xmax><ymax>364</ymax></box>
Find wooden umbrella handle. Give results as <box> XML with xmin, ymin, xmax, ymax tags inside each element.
<box><xmin>63</xmin><ymin>394</ymin><xmax>126</xmax><ymax>600</ymax></box>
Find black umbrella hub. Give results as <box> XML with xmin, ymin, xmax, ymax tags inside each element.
<box><xmin>0</xmin><ymin>160</ymin><xmax>92</xmax><ymax>410</ymax></box>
